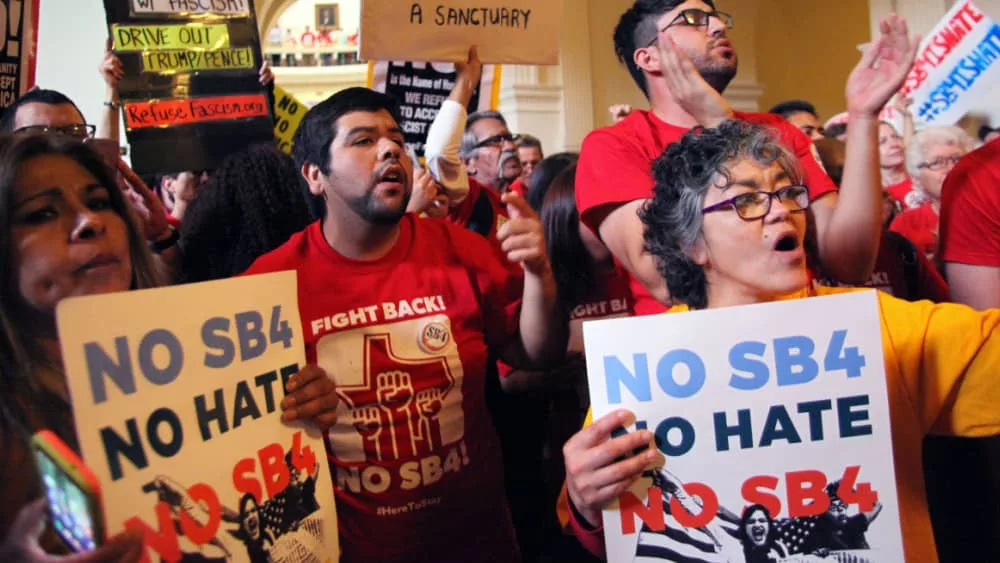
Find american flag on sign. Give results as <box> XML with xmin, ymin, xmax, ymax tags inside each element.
<box><xmin>774</xmin><ymin>515</ymin><xmax>820</xmax><ymax>554</ymax></box>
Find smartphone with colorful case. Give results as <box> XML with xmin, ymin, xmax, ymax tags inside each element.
<box><xmin>31</xmin><ymin>430</ymin><xmax>105</xmax><ymax>552</ymax></box>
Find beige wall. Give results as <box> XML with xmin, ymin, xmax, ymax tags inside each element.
<box><xmin>755</xmin><ymin>0</ymin><xmax>871</xmax><ymax>121</ymax></box>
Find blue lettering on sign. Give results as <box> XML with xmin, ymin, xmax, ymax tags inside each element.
<box><xmin>603</xmin><ymin>349</ymin><xmax>705</xmax><ymax>404</ymax></box>
<box><xmin>774</xmin><ymin>335</ymin><xmax>819</xmax><ymax>386</ymax></box>
<box><xmin>918</xmin><ymin>24</ymin><xmax>1000</xmax><ymax>122</ymax></box>
<box><xmin>604</xmin><ymin>354</ymin><xmax>652</xmax><ymax>403</ymax></box>
<box><xmin>729</xmin><ymin>340</ymin><xmax>769</xmax><ymax>390</ymax></box>
<box><xmin>656</xmin><ymin>350</ymin><xmax>706</xmax><ymax>399</ymax></box>
<box><xmin>653</xmin><ymin>416</ymin><xmax>696</xmax><ymax>456</ymax></box>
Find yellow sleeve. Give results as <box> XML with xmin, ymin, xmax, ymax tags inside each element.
<box><xmin>879</xmin><ymin>293</ymin><xmax>1000</xmax><ymax>436</ymax></box>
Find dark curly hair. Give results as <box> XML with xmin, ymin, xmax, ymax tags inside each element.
<box><xmin>178</xmin><ymin>144</ymin><xmax>314</xmax><ymax>282</ymax></box>
<box><xmin>640</xmin><ymin>120</ymin><xmax>802</xmax><ymax>309</ymax></box>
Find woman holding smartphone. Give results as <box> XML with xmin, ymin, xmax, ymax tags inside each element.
<box><xmin>0</xmin><ymin>134</ymin><xmax>338</xmax><ymax>561</ymax></box>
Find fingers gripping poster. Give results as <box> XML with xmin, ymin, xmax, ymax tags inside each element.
<box><xmin>583</xmin><ymin>292</ymin><xmax>905</xmax><ymax>562</ymax></box>
<box><xmin>57</xmin><ymin>272</ymin><xmax>340</xmax><ymax>563</ymax></box>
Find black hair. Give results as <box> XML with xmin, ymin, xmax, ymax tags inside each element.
<box><xmin>526</xmin><ymin>152</ymin><xmax>578</xmax><ymax>212</ymax></box>
<box><xmin>979</xmin><ymin>124</ymin><xmax>998</xmax><ymax>142</ymax></box>
<box><xmin>179</xmin><ymin>144</ymin><xmax>314</xmax><ymax>282</ymax></box>
<box><xmin>739</xmin><ymin>504</ymin><xmax>780</xmax><ymax>563</ymax></box>
<box><xmin>768</xmin><ymin>100</ymin><xmax>818</xmax><ymax>119</ymax></box>
<box><xmin>825</xmin><ymin>122</ymin><xmax>848</xmax><ymax>139</ymax></box>
<box><xmin>539</xmin><ymin>162</ymin><xmax>603</xmax><ymax>309</ymax></box>
<box><xmin>0</xmin><ymin>89</ymin><xmax>86</xmax><ymax>132</ymax></box>
<box><xmin>813</xmin><ymin>138</ymin><xmax>845</xmax><ymax>187</ymax></box>
<box><xmin>614</xmin><ymin>0</ymin><xmax>714</xmax><ymax>98</ymax></box>
<box><xmin>640</xmin><ymin>120</ymin><xmax>801</xmax><ymax>309</ymax></box>
<box><xmin>292</xmin><ymin>87</ymin><xmax>403</xmax><ymax>219</ymax></box>
<box><xmin>515</xmin><ymin>133</ymin><xmax>542</xmax><ymax>151</ymax></box>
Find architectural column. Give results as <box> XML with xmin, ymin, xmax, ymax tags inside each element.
<box><xmin>497</xmin><ymin>65</ymin><xmax>564</xmax><ymax>153</ymax></box>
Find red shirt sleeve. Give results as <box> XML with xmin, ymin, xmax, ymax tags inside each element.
<box><xmin>939</xmin><ymin>143</ymin><xmax>1000</xmax><ymax>266</ymax></box>
<box><xmin>576</xmin><ymin>127</ymin><xmax>655</xmax><ymax>233</ymax></box>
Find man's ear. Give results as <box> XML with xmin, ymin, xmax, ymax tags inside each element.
<box><xmin>301</xmin><ymin>162</ymin><xmax>325</xmax><ymax>196</ymax></box>
<box><xmin>634</xmin><ymin>45</ymin><xmax>660</xmax><ymax>74</ymax></box>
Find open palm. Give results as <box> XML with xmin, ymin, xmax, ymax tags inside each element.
<box><xmin>846</xmin><ymin>14</ymin><xmax>919</xmax><ymax>116</ymax></box>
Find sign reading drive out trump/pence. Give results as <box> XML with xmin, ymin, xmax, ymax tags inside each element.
<box><xmin>583</xmin><ymin>291</ymin><xmax>905</xmax><ymax>562</ymax></box>
<box><xmin>361</xmin><ymin>0</ymin><xmax>560</xmax><ymax>64</ymax></box>
<box><xmin>58</xmin><ymin>272</ymin><xmax>340</xmax><ymax>562</ymax></box>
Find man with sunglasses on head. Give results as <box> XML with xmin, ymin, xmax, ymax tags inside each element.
<box><xmin>575</xmin><ymin>0</ymin><xmax>919</xmax><ymax>316</ymax></box>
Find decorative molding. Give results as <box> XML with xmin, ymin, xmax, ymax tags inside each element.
<box><xmin>272</xmin><ymin>64</ymin><xmax>369</xmax><ymax>103</ymax></box>
<box><xmin>725</xmin><ymin>79</ymin><xmax>765</xmax><ymax>112</ymax></box>
<box><xmin>498</xmin><ymin>82</ymin><xmax>564</xmax><ymax>154</ymax></box>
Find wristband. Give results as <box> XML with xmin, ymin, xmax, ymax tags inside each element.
<box><xmin>104</xmin><ymin>101</ymin><xmax>122</xmax><ymax>110</ymax></box>
<box><xmin>149</xmin><ymin>226</ymin><xmax>179</xmax><ymax>253</ymax></box>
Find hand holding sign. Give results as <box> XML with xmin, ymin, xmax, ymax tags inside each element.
<box><xmin>498</xmin><ymin>191</ymin><xmax>549</xmax><ymax>275</ymax></box>
<box><xmin>0</xmin><ymin>499</ymin><xmax>144</xmax><ymax>563</ymax></box>
<box><xmin>846</xmin><ymin>14</ymin><xmax>920</xmax><ymax>117</ymax></box>
<box><xmin>563</xmin><ymin>409</ymin><xmax>660</xmax><ymax>529</ymax></box>
<box><xmin>281</xmin><ymin>364</ymin><xmax>339</xmax><ymax>430</ymax></box>
<box><xmin>454</xmin><ymin>46</ymin><xmax>483</xmax><ymax>96</ymax></box>
<box><xmin>99</xmin><ymin>39</ymin><xmax>124</xmax><ymax>89</ymax></box>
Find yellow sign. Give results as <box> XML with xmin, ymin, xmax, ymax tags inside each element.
<box><xmin>113</xmin><ymin>23</ymin><xmax>230</xmax><ymax>52</ymax></box>
<box><xmin>273</xmin><ymin>84</ymin><xmax>307</xmax><ymax>154</ymax></box>
<box><xmin>141</xmin><ymin>47</ymin><xmax>254</xmax><ymax>73</ymax></box>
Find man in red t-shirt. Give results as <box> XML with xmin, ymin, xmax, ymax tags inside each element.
<box><xmin>938</xmin><ymin>139</ymin><xmax>1000</xmax><ymax>310</ymax></box>
<box><xmin>576</xmin><ymin>0</ymin><xmax>918</xmax><ymax>315</ymax></box>
<box><xmin>243</xmin><ymin>87</ymin><xmax>565</xmax><ymax>562</ymax></box>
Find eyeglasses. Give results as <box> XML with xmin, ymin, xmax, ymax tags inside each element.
<box><xmin>647</xmin><ymin>8</ymin><xmax>734</xmax><ymax>45</ymax></box>
<box><xmin>917</xmin><ymin>155</ymin><xmax>963</xmax><ymax>171</ymax></box>
<box><xmin>701</xmin><ymin>185</ymin><xmax>810</xmax><ymax>221</ymax></box>
<box><xmin>14</xmin><ymin>123</ymin><xmax>96</xmax><ymax>139</ymax></box>
<box><xmin>474</xmin><ymin>133</ymin><xmax>518</xmax><ymax>149</ymax></box>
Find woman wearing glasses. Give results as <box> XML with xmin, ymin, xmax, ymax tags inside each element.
<box><xmin>889</xmin><ymin>126</ymin><xmax>977</xmax><ymax>259</ymax></box>
<box><xmin>563</xmin><ymin>121</ymin><xmax>1000</xmax><ymax>563</ymax></box>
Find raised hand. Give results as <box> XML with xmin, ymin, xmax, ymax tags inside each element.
<box><xmin>659</xmin><ymin>36</ymin><xmax>733</xmax><ymax>127</ymax></box>
<box><xmin>563</xmin><ymin>409</ymin><xmax>660</xmax><ymax>528</ymax></box>
<box><xmin>116</xmin><ymin>159</ymin><xmax>171</xmax><ymax>243</ymax></box>
<box><xmin>498</xmin><ymin>191</ymin><xmax>549</xmax><ymax>276</ymax></box>
<box><xmin>99</xmin><ymin>38</ymin><xmax>124</xmax><ymax>89</ymax></box>
<box><xmin>846</xmin><ymin>14</ymin><xmax>919</xmax><ymax>117</ymax></box>
<box><xmin>258</xmin><ymin>61</ymin><xmax>275</xmax><ymax>86</ymax></box>
<box><xmin>281</xmin><ymin>364</ymin><xmax>339</xmax><ymax>430</ymax></box>
<box><xmin>454</xmin><ymin>46</ymin><xmax>483</xmax><ymax>91</ymax></box>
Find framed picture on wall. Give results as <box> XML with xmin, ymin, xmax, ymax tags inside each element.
<box><xmin>315</xmin><ymin>3</ymin><xmax>340</xmax><ymax>31</ymax></box>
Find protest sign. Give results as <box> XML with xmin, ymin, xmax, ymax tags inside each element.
<box><xmin>104</xmin><ymin>0</ymin><xmax>273</xmax><ymax>175</ymax></box>
<box><xmin>360</xmin><ymin>0</ymin><xmax>560</xmax><ymax>65</ymax></box>
<box><xmin>273</xmin><ymin>83</ymin><xmax>306</xmax><ymax>154</ymax></box>
<box><xmin>583</xmin><ymin>291</ymin><xmax>905</xmax><ymax>562</ymax></box>
<box><xmin>368</xmin><ymin>60</ymin><xmax>500</xmax><ymax>157</ymax></box>
<box><xmin>58</xmin><ymin>272</ymin><xmax>340</xmax><ymax>562</ymax></box>
<box><xmin>898</xmin><ymin>0</ymin><xmax>1000</xmax><ymax>125</ymax></box>
<box><xmin>0</xmin><ymin>0</ymin><xmax>40</xmax><ymax>110</ymax></box>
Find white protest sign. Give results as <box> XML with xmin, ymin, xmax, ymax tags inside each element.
<box><xmin>899</xmin><ymin>0</ymin><xmax>1000</xmax><ymax>125</ymax></box>
<box><xmin>58</xmin><ymin>272</ymin><xmax>340</xmax><ymax>562</ymax></box>
<box><xmin>360</xmin><ymin>0</ymin><xmax>560</xmax><ymax>65</ymax></box>
<box><xmin>584</xmin><ymin>291</ymin><xmax>905</xmax><ymax>562</ymax></box>
<box><xmin>131</xmin><ymin>0</ymin><xmax>251</xmax><ymax>16</ymax></box>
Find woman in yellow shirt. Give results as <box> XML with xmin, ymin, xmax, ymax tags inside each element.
<box><xmin>562</xmin><ymin>120</ymin><xmax>1000</xmax><ymax>562</ymax></box>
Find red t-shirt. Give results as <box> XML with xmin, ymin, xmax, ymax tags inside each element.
<box><xmin>939</xmin><ymin>140</ymin><xmax>1000</xmax><ymax>267</ymax></box>
<box><xmin>886</xmin><ymin>177</ymin><xmax>914</xmax><ymax>207</ymax></box>
<box><xmin>508</xmin><ymin>178</ymin><xmax>527</xmax><ymax>199</ymax></box>
<box><xmin>816</xmin><ymin>231</ymin><xmax>949</xmax><ymax>302</ymax></box>
<box><xmin>575</xmin><ymin>110</ymin><xmax>838</xmax><ymax>316</ymax></box>
<box><xmin>566</xmin><ymin>264</ymin><xmax>635</xmax><ymax>353</ymax></box>
<box><xmin>446</xmin><ymin>178</ymin><xmax>508</xmax><ymax>245</ymax></box>
<box><xmin>890</xmin><ymin>203</ymin><xmax>939</xmax><ymax>259</ymax></box>
<box><xmin>243</xmin><ymin>217</ymin><xmax>521</xmax><ymax>562</ymax></box>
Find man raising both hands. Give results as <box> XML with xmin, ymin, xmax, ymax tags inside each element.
<box><xmin>577</xmin><ymin>0</ymin><xmax>918</xmax><ymax>314</ymax></box>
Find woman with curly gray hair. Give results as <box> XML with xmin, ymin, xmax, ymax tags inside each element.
<box><xmin>562</xmin><ymin>121</ymin><xmax>1000</xmax><ymax>563</ymax></box>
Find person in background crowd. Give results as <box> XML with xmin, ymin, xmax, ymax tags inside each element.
<box><xmin>158</xmin><ymin>170</ymin><xmax>209</xmax><ymax>223</ymax></box>
<box><xmin>979</xmin><ymin>125</ymin><xmax>1000</xmax><ymax>144</ymax></box>
<box><xmin>890</xmin><ymin>126</ymin><xmax>976</xmax><ymax>259</ymax></box>
<box><xmin>939</xmin><ymin>138</ymin><xmax>1000</xmax><ymax>311</ymax></box>
<box><xmin>879</xmin><ymin>122</ymin><xmax>912</xmax><ymax>207</ymax></box>
<box><xmin>526</xmin><ymin>152</ymin><xmax>579</xmax><ymax>212</ymax></box>
<box><xmin>300</xmin><ymin>25</ymin><xmax>317</xmax><ymax>48</ymax></box>
<box><xmin>516</xmin><ymin>134</ymin><xmax>544</xmax><ymax>181</ymax></box>
<box><xmin>608</xmin><ymin>104</ymin><xmax>633</xmax><ymax>124</ymax></box>
<box><xmin>0</xmin><ymin>134</ymin><xmax>338</xmax><ymax>561</ymax></box>
<box><xmin>768</xmin><ymin>99</ymin><xmax>824</xmax><ymax>141</ymax></box>
<box><xmin>244</xmin><ymin>86</ymin><xmax>565</xmax><ymax>563</ymax></box>
<box><xmin>575</xmin><ymin>0</ymin><xmax>917</xmax><ymax>316</ymax></box>
<box><xmin>824</xmin><ymin>120</ymin><xmax>848</xmax><ymax>142</ymax></box>
<box><xmin>813</xmin><ymin>137</ymin><xmax>948</xmax><ymax>302</ymax></box>
<box><xmin>563</xmin><ymin>120</ymin><xmax>1000</xmax><ymax>563</ymax></box>
<box><xmin>178</xmin><ymin>145</ymin><xmax>314</xmax><ymax>283</ymax></box>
